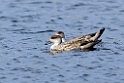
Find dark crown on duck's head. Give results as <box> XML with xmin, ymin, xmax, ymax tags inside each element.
<box><xmin>50</xmin><ymin>35</ymin><xmax>61</xmax><ymax>39</ymax></box>
<box><xmin>57</xmin><ymin>31</ymin><xmax>63</xmax><ymax>34</ymax></box>
<box><xmin>56</xmin><ymin>31</ymin><xmax>65</xmax><ymax>38</ymax></box>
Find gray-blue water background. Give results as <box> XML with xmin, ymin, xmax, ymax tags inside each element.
<box><xmin>0</xmin><ymin>0</ymin><xmax>124</xmax><ymax>83</ymax></box>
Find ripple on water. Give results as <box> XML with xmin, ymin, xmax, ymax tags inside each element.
<box><xmin>19</xmin><ymin>30</ymin><xmax>55</xmax><ymax>34</ymax></box>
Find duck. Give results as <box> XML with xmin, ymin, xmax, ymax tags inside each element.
<box><xmin>45</xmin><ymin>35</ymin><xmax>102</xmax><ymax>52</ymax></box>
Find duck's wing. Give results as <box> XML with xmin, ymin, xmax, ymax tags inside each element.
<box><xmin>80</xmin><ymin>39</ymin><xmax>102</xmax><ymax>49</ymax></box>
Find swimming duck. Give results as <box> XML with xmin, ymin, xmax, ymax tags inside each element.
<box><xmin>45</xmin><ymin>35</ymin><xmax>102</xmax><ymax>52</ymax></box>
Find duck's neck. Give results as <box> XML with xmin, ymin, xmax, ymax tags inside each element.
<box><xmin>62</xmin><ymin>38</ymin><xmax>66</xmax><ymax>42</ymax></box>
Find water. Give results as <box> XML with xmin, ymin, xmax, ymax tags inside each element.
<box><xmin>0</xmin><ymin>0</ymin><xmax>124</xmax><ymax>83</ymax></box>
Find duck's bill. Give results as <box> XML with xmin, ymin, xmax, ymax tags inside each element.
<box><xmin>44</xmin><ymin>41</ymin><xmax>52</xmax><ymax>45</ymax></box>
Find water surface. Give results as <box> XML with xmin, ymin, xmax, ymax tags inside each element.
<box><xmin>0</xmin><ymin>0</ymin><xmax>124</xmax><ymax>83</ymax></box>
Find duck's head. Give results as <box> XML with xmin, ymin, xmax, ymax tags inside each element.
<box><xmin>56</xmin><ymin>31</ymin><xmax>65</xmax><ymax>42</ymax></box>
<box><xmin>50</xmin><ymin>35</ymin><xmax>62</xmax><ymax>44</ymax></box>
<box><xmin>45</xmin><ymin>35</ymin><xmax>62</xmax><ymax>45</ymax></box>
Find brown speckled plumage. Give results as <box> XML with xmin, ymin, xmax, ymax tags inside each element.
<box><xmin>46</xmin><ymin>28</ymin><xmax>105</xmax><ymax>52</ymax></box>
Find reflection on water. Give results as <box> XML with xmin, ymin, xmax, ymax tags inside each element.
<box><xmin>0</xmin><ymin>0</ymin><xmax>124</xmax><ymax>83</ymax></box>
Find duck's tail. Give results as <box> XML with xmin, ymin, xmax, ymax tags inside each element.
<box><xmin>90</xmin><ymin>28</ymin><xmax>105</xmax><ymax>41</ymax></box>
